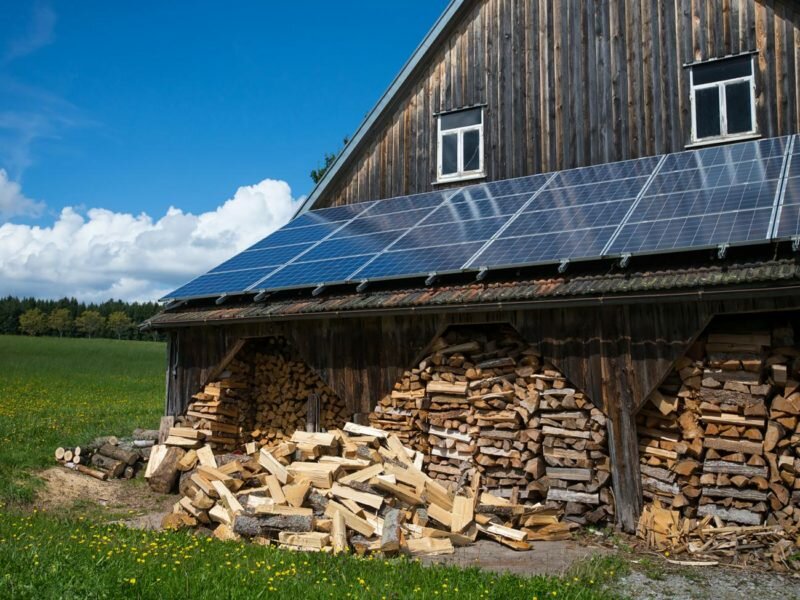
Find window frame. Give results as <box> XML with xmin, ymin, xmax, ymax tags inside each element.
<box><xmin>436</xmin><ymin>107</ymin><xmax>485</xmax><ymax>183</ymax></box>
<box><xmin>689</xmin><ymin>54</ymin><xmax>758</xmax><ymax>145</ymax></box>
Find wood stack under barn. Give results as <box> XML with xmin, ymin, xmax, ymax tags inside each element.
<box><xmin>637</xmin><ymin>322</ymin><xmax>800</xmax><ymax>531</ymax></box>
<box><xmin>369</xmin><ymin>326</ymin><xmax>614</xmax><ymax>525</ymax></box>
<box><xmin>173</xmin><ymin>337</ymin><xmax>349</xmax><ymax>450</ymax></box>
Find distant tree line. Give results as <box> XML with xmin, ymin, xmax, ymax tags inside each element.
<box><xmin>0</xmin><ymin>296</ymin><xmax>164</xmax><ymax>341</ymax></box>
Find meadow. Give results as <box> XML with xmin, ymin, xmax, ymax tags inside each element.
<box><xmin>0</xmin><ymin>335</ymin><xmax>623</xmax><ymax>599</ymax></box>
<box><xmin>0</xmin><ymin>335</ymin><xmax>165</xmax><ymax>503</ymax></box>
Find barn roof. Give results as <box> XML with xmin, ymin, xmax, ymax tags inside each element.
<box><xmin>146</xmin><ymin>255</ymin><xmax>800</xmax><ymax>328</ymax></box>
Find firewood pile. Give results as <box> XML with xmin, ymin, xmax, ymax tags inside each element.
<box><xmin>154</xmin><ymin>422</ymin><xmax>577</xmax><ymax>554</ymax></box>
<box><xmin>370</xmin><ymin>326</ymin><xmax>614</xmax><ymax>525</ymax></box>
<box><xmin>54</xmin><ymin>429</ymin><xmax>158</xmax><ymax>480</ymax></box>
<box><xmin>637</xmin><ymin>500</ymin><xmax>798</xmax><ymax>571</ymax></box>
<box><xmin>174</xmin><ymin>338</ymin><xmax>348</xmax><ymax>451</ymax></box>
<box><xmin>637</xmin><ymin>325</ymin><xmax>800</xmax><ymax>533</ymax></box>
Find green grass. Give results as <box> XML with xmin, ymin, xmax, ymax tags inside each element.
<box><xmin>0</xmin><ymin>511</ymin><xmax>624</xmax><ymax>599</ymax></box>
<box><xmin>0</xmin><ymin>335</ymin><xmax>627</xmax><ymax>598</ymax></box>
<box><xmin>0</xmin><ymin>335</ymin><xmax>164</xmax><ymax>503</ymax></box>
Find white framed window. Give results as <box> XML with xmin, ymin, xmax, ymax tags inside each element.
<box><xmin>436</xmin><ymin>107</ymin><xmax>484</xmax><ymax>182</ymax></box>
<box><xmin>689</xmin><ymin>54</ymin><xmax>757</xmax><ymax>144</ymax></box>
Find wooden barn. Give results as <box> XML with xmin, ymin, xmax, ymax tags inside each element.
<box><xmin>146</xmin><ymin>0</ymin><xmax>800</xmax><ymax>533</ymax></box>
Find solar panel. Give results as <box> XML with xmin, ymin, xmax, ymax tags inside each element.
<box><xmin>162</xmin><ymin>136</ymin><xmax>797</xmax><ymax>302</ymax></box>
<box><xmin>606</xmin><ymin>136</ymin><xmax>791</xmax><ymax>256</ymax></box>
<box><xmin>466</xmin><ymin>157</ymin><xmax>661</xmax><ymax>269</ymax></box>
<box><xmin>244</xmin><ymin>190</ymin><xmax>458</xmax><ymax>291</ymax></box>
<box><xmin>773</xmin><ymin>137</ymin><xmax>800</xmax><ymax>240</ymax></box>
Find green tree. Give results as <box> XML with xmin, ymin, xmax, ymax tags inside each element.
<box><xmin>18</xmin><ymin>308</ymin><xmax>48</xmax><ymax>336</ymax></box>
<box><xmin>47</xmin><ymin>308</ymin><xmax>73</xmax><ymax>337</ymax></box>
<box><xmin>75</xmin><ymin>310</ymin><xmax>105</xmax><ymax>338</ymax></box>
<box><xmin>107</xmin><ymin>311</ymin><xmax>133</xmax><ymax>340</ymax></box>
<box><xmin>309</xmin><ymin>136</ymin><xmax>349</xmax><ymax>184</ymax></box>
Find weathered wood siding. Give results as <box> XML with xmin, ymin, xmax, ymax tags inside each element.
<box><xmin>164</xmin><ymin>294</ymin><xmax>800</xmax><ymax>530</ymax></box>
<box><xmin>316</xmin><ymin>0</ymin><xmax>800</xmax><ymax>209</ymax></box>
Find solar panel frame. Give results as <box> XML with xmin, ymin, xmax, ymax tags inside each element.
<box><xmin>771</xmin><ymin>135</ymin><xmax>799</xmax><ymax>240</ymax></box>
<box><xmin>605</xmin><ymin>136</ymin><xmax>793</xmax><ymax>260</ymax></box>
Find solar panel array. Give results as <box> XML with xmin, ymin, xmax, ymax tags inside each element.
<box><xmin>164</xmin><ymin>135</ymin><xmax>800</xmax><ymax>301</ymax></box>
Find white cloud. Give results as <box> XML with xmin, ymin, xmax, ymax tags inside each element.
<box><xmin>0</xmin><ymin>168</ymin><xmax>44</xmax><ymax>218</ymax></box>
<box><xmin>0</xmin><ymin>178</ymin><xmax>299</xmax><ymax>302</ymax></box>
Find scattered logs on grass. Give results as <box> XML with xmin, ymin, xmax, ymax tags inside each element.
<box><xmin>54</xmin><ymin>428</ymin><xmax>157</xmax><ymax>480</ymax></box>
<box><xmin>637</xmin><ymin>325</ymin><xmax>800</xmax><ymax>537</ymax></box>
<box><xmin>162</xmin><ymin>423</ymin><xmax>577</xmax><ymax>553</ymax></box>
<box><xmin>369</xmin><ymin>326</ymin><xmax>614</xmax><ymax>524</ymax></box>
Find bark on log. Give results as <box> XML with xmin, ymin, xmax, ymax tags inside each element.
<box><xmin>148</xmin><ymin>446</ymin><xmax>186</xmax><ymax>494</ymax></box>
<box><xmin>98</xmin><ymin>443</ymin><xmax>140</xmax><ymax>466</ymax></box>
<box><xmin>232</xmin><ymin>514</ymin><xmax>314</xmax><ymax>538</ymax></box>
<box><xmin>90</xmin><ymin>453</ymin><xmax>126</xmax><ymax>478</ymax></box>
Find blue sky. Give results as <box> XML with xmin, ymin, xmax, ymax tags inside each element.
<box><xmin>0</xmin><ymin>1</ymin><xmax>449</xmax><ymax>301</ymax></box>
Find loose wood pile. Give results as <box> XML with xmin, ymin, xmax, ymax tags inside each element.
<box><xmin>638</xmin><ymin>500</ymin><xmax>798</xmax><ymax>571</ymax></box>
<box><xmin>637</xmin><ymin>325</ymin><xmax>800</xmax><ymax>533</ymax></box>
<box><xmin>54</xmin><ymin>429</ymin><xmax>158</xmax><ymax>480</ymax></box>
<box><xmin>370</xmin><ymin>327</ymin><xmax>614</xmax><ymax>524</ymax></box>
<box><xmin>157</xmin><ymin>422</ymin><xmax>577</xmax><ymax>553</ymax></box>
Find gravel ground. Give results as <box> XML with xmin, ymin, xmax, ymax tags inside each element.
<box><xmin>616</xmin><ymin>564</ymin><xmax>800</xmax><ymax>600</ymax></box>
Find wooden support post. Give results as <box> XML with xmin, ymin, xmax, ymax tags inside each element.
<box><xmin>599</xmin><ymin>312</ymin><xmax>643</xmax><ymax>534</ymax></box>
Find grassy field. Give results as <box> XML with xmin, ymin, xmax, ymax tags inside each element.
<box><xmin>0</xmin><ymin>335</ymin><xmax>624</xmax><ymax>599</ymax></box>
<box><xmin>0</xmin><ymin>335</ymin><xmax>164</xmax><ymax>503</ymax></box>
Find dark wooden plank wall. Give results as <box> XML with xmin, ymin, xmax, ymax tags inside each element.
<box><xmin>164</xmin><ymin>294</ymin><xmax>800</xmax><ymax>530</ymax></box>
<box><xmin>315</xmin><ymin>0</ymin><xmax>800</xmax><ymax>209</ymax></box>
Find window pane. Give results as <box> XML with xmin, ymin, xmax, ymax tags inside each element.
<box><xmin>463</xmin><ymin>129</ymin><xmax>481</xmax><ymax>172</ymax></box>
<box><xmin>441</xmin><ymin>108</ymin><xmax>482</xmax><ymax>130</ymax></box>
<box><xmin>442</xmin><ymin>133</ymin><xmax>458</xmax><ymax>175</ymax></box>
<box><xmin>692</xmin><ymin>55</ymin><xmax>751</xmax><ymax>85</ymax></box>
<box><xmin>725</xmin><ymin>81</ymin><xmax>753</xmax><ymax>134</ymax></box>
<box><xmin>695</xmin><ymin>86</ymin><xmax>721</xmax><ymax>139</ymax></box>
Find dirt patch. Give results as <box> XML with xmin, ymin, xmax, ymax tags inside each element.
<box><xmin>421</xmin><ymin>539</ymin><xmax>609</xmax><ymax>577</ymax></box>
<box><xmin>35</xmin><ymin>467</ymin><xmax>174</xmax><ymax>521</ymax></box>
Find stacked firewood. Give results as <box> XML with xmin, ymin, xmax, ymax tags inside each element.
<box><xmin>369</xmin><ymin>327</ymin><xmax>614</xmax><ymax>523</ymax></box>
<box><xmin>156</xmin><ymin>422</ymin><xmax>577</xmax><ymax>553</ymax></box>
<box><xmin>55</xmin><ymin>429</ymin><xmax>157</xmax><ymax>480</ymax></box>
<box><xmin>176</xmin><ymin>377</ymin><xmax>246</xmax><ymax>451</ymax></box>
<box><xmin>249</xmin><ymin>346</ymin><xmax>346</xmax><ymax>444</ymax></box>
<box><xmin>637</xmin><ymin>326</ymin><xmax>800</xmax><ymax>531</ymax></box>
<box><xmin>176</xmin><ymin>338</ymin><xmax>349</xmax><ymax>450</ymax></box>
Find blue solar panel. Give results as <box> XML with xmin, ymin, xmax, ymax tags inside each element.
<box><xmin>248</xmin><ymin>222</ymin><xmax>343</xmax><ymax>250</ymax></box>
<box><xmin>467</xmin><ymin>159</ymin><xmax>657</xmax><ymax>269</ymax></box>
<box><xmin>168</xmin><ymin>268</ymin><xmax>279</xmax><ymax>299</ymax></box>
<box><xmin>209</xmin><ymin>243</ymin><xmax>314</xmax><ymax>273</ymax></box>
<box><xmin>774</xmin><ymin>139</ymin><xmax>800</xmax><ymax>240</ymax></box>
<box><xmin>282</xmin><ymin>202</ymin><xmax>376</xmax><ymax>229</ymax></box>
<box><xmin>353</xmin><ymin>242</ymin><xmax>486</xmax><ymax>280</ymax></box>
<box><xmin>607</xmin><ymin>136</ymin><xmax>790</xmax><ymax>256</ymax></box>
<box><xmin>250</xmin><ymin>255</ymin><xmax>372</xmax><ymax>290</ymax></box>
<box><xmin>162</xmin><ymin>136</ymin><xmax>797</xmax><ymax>302</ymax></box>
<box><xmin>473</xmin><ymin>226</ymin><xmax>618</xmax><ymax>267</ymax></box>
<box><xmin>299</xmin><ymin>231</ymin><xmax>405</xmax><ymax>262</ymax></box>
